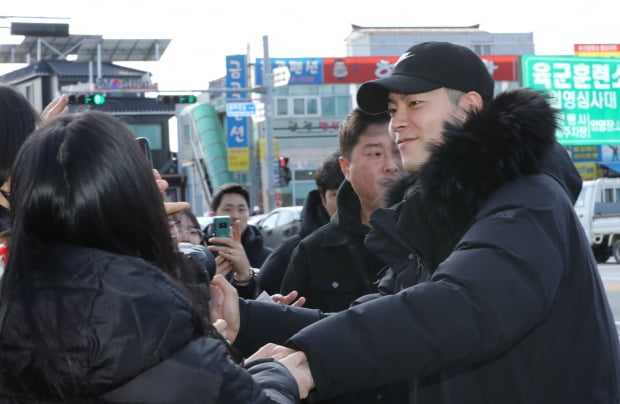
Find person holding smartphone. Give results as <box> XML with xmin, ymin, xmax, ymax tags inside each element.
<box><xmin>205</xmin><ymin>183</ymin><xmax>273</xmax><ymax>298</ymax></box>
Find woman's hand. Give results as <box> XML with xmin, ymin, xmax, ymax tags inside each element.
<box><xmin>209</xmin><ymin>274</ymin><xmax>240</xmax><ymax>343</ymax></box>
<box><xmin>152</xmin><ymin>169</ymin><xmax>190</xmax><ymax>215</ymax></box>
<box><xmin>41</xmin><ymin>95</ymin><xmax>69</xmax><ymax>123</ymax></box>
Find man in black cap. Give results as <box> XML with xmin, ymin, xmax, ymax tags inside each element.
<box><xmin>214</xmin><ymin>41</ymin><xmax>620</xmax><ymax>403</ymax></box>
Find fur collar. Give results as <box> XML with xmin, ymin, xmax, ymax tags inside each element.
<box><xmin>383</xmin><ymin>88</ymin><xmax>561</xmax><ymax>265</ymax></box>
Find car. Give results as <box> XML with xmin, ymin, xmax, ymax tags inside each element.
<box><xmin>248</xmin><ymin>213</ymin><xmax>267</xmax><ymax>226</ymax></box>
<box><xmin>253</xmin><ymin>206</ymin><xmax>303</xmax><ymax>250</ymax></box>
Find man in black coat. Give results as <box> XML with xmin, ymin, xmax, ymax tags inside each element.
<box><xmin>280</xmin><ymin>108</ymin><xmax>402</xmax><ymax>313</ymax></box>
<box><xmin>218</xmin><ymin>42</ymin><xmax>620</xmax><ymax>403</ymax></box>
<box><xmin>258</xmin><ymin>151</ymin><xmax>344</xmax><ymax>295</ymax></box>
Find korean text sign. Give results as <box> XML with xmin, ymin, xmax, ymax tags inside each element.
<box><xmin>521</xmin><ymin>55</ymin><xmax>620</xmax><ymax>145</ymax></box>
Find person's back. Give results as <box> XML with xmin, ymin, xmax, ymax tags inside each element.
<box><xmin>258</xmin><ymin>150</ymin><xmax>343</xmax><ymax>295</ymax></box>
<box><xmin>0</xmin><ymin>111</ymin><xmax>303</xmax><ymax>403</ymax></box>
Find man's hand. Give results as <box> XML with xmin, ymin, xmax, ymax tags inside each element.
<box><xmin>247</xmin><ymin>343</ymin><xmax>315</xmax><ymax>399</ymax></box>
<box><xmin>209</xmin><ymin>274</ymin><xmax>240</xmax><ymax>343</ymax></box>
<box><xmin>208</xmin><ymin>219</ymin><xmax>252</xmax><ymax>280</ymax></box>
<box><xmin>271</xmin><ymin>290</ymin><xmax>306</xmax><ymax>307</ymax></box>
<box><xmin>280</xmin><ymin>351</ymin><xmax>315</xmax><ymax>399</ymax></box>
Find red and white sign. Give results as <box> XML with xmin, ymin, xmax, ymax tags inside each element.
<box><xmin>574</xmin><ymin>44</ymin><xmax>620</xmax><ymax>57</ymax></box>
<box><xmin>323</xmin><ymin>55</ymin><xmax>518</xmax><ymax>84</ymax></box>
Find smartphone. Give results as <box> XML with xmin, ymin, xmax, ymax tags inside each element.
<box><xmin>135</xmin><ymin>137</ymin><xmax>153</xmax><ymax>167</ymax></box>
<box><xmin>213</xmin><ymin>216</ymin><xmax>231</xmax><ymax>239</ymax></box>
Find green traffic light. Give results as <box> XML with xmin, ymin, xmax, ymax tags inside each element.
<box><xmin>178</xmin><ymin>95</ymin><xmax>196</xmax><ymax>104</ymax></box>
<box><xmin>92</xmin><ymin>93</ymin><xmax>106</xmax><ymax>105</ymax></box>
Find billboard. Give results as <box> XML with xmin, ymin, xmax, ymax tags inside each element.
<box><xmin>225</xmin><ymin>55</ymin><xmax>250</xmax><ymax>171</ymax></box>
<box><xmin>574</xmin><ymin>44</ymin><xmax>620</xmax><ymax>57</ymax></box>
<box><xmin>521</xmin><ymin>55</ymin><xmax>620</xmax><ymax>145</ymax></box>
<box><xmin>256</xmin><ymin>55</ymin><xmax>518</xmax><ymax>85</ymax></box>
<box><xmin>255</xmin><ymin>58</ymin><xmax>323</xmax><ymax>85</ymax></box>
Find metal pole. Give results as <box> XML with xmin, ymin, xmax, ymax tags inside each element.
<box><xmin>262</xmin><ymin>35</ymin><xmax>276</xmax><ymax>211</ymax></box>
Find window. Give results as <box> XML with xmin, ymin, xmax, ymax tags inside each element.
<box><xmin>321</xmin><ymin>95</ymin><xmax>350</xmax><ymax>116</ymax></box>
<box><xmin>276</xmin><ymin>98</ymin><xmax>288</xmax><ymax>115</ymax></box>
<box><xmin>473</xmin><ymin>44</ymin><xmax>491</xmax><ymax>55</ymax></box>
<box><xmin>276</xmin><ymin>96</ymin><xmax>320</xmax><ymax>117</ymax></box>
<box><xmin>273</xmin><ymin>84</ymin><xmax>349</xmax><ymax>117</ymax></box>
<box><xmin>293</xmin><ymin>98</ymin><xmax>305</xmax><ymax>115</ymax></box>
<box><xmin>129</xmin><ymin>124</ymin><xmax>163</xmax><ymax>150</ymax></box>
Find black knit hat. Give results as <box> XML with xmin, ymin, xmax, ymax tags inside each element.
<box><xmin>357</xmin><ymin>42</ymin><xmax>494</xmax><ymax>114</ymax></box>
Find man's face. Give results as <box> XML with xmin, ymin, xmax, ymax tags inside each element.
<box><xmin>320</xmin><ymin>188</ymin><xmax>338</xmax><ymax>217</ymax></box>
<box><xmin>339</xmin><ymin>122</ymin><xmax>403</xmax><ymax>211</ymax></box>
<box><xmin>214</xmin><ymin>193</ymin><xmax>249</xmax><ymax>234</ymax></box>
<box><xmin>387</xmin><ymin>88</ymin><xmax>464</xmax><ymax>172</ymax></box>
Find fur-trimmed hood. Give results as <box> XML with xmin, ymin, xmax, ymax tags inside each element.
<box><xmin>377</xmin><ymin>88</ymin><xmax>582</xmax><ymax>269</ymax></box>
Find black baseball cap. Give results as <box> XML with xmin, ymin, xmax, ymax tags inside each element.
<box><xmin>357</xmin><ymin>42</ymin><xmax>494</xmax><ymax>114</ymax></box>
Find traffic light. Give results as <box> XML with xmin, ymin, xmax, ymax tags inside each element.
<box><xmin>278</xmin><ymin>156</ymin><xmax>292</xmax><ymax>186</ymax></box>
<box><xmin>156</xmin><ymin>94</ymin><xmax>197</xmax><ymax>104</ymax></box>
<box><xmin>67</xmin><ymin>93</ymin><xmax>106</xmax><ymax>105</ymax></box>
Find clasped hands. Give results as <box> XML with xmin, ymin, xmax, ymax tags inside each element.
<box><xmin>209</xmin><ymin>274</ymin><xmax>315</xmax><ymax>398</ymax></box>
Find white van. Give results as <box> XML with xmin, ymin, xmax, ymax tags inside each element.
<box><xmin>575</xmin><ymin>178</ymin><xmax>620</xmax><ymax>263</ymax></box>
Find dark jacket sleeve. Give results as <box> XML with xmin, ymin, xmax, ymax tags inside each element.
<box><xmin>233</xmin><ymin>298</ymin><xmax>324</xmax><ymax>356</ymax></box>
<box><xmin>102</xmin><ymin>337</ymin><xmax>299</xmax><ymax>403</ymax></box>
<box><xmin>286</xmin><ymin>198</ymin><xmax>575</xmax><ymax>399</ymax></box>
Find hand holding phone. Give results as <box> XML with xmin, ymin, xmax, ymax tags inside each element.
<box><xmin>213</xmin><ymin>216</ymin><xmax>231</xmax><ymax>239</ymax></box>
<box><xmin>135</xmin><ymin>137</ymin><xmax>153</xmax><ymax>167</ymax></box>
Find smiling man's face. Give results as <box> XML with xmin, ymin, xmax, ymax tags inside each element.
<box><xmin>387</xmin><ymin>88</ymin><xmax>462</xmax><ymax>172</ymax></box>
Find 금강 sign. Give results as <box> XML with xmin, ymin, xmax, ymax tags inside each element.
<box><xmin>521</xmin><ymin>55</ymin><xmax>620</xmax><ymax>145</ymax></box>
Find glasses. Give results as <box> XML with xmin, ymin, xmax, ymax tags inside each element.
<box><xmin>183</xmin><ymin>229</ymin><xmax>204</xmax><ymax>239</ymax></box>
<box><xmin>0</xmin><ymin>190</ymin><xmax>11</xmax><ymax>204</ymax></box>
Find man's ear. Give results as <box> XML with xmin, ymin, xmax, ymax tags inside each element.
<box><xmin>338</xmin><ymin>156</ymin><xmax>351</xmax><ymax>182</ymax></box>
<box><xmin>460</xmin><ymin>91</ymin><xmax>484</xmax><ymax>113</ymax></box>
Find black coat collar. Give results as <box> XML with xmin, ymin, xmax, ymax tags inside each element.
<box><xmin>377</xmin><ymin>88</ymin><xmax>580</xmax><ymax>268</ymax></box>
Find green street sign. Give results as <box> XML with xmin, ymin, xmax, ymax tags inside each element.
<box><xmin>521</xmin><ymin>55</ymin><xmax>620</xmax><ymax>145</ymax></box>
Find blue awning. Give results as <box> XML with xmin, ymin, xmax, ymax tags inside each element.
<box><xmin>600</xmin><ymin>162</ymin><xmax>620</xmax><ymax>173</ymax></box>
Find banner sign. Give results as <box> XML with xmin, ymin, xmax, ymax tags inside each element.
<box><xmin>521</xmin><ymin>55</ymin><xmax>620</xmax><ymax>145</ymax></box>
<box><xmin>255</xmin><ymin>58</ymin><xmax>323</xmax><ymax>85</ymax></box>
<box><xmin>257</xmin><ymin>55</ymin><xmax>518</xmax><ymax>85</ymax></box>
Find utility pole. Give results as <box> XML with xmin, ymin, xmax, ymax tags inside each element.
<box><xmin>262</xmin><ymin>35</ymin><xmax>277</xmax><ymax>212</ymax></box>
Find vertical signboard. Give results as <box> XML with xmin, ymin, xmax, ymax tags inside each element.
<box><xmin>521</xmin><ymin>55</ymin><xmax>620</xmax><ymax>145</ymax></box>
<box><xmin>225</xmin><ymin>55</ymin><xmax>249</xmax><ymax>171</ymax></box>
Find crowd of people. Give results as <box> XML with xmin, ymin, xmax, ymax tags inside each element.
<box><xmin>0</xmin><ymin>40</ymin><xmax>618</xmax><ymax>403</ymax></box>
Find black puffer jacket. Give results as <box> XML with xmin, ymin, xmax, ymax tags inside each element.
<box><xmin>258</xmin><ymin>189</ymin><xmax>331</xmax><ymax>295</ymax></box>
<box><xmin>282</xmin><ymin>89</ymin><xmax>620</xmax><ymax>403</ymax></box>
<box><xmin>0</xmin><ymin>243</ymin><xmax>299</xmax><ymax>403</ymax></box>
<box><xmin>280</xmin><ymin>181</ymin><xmax>384</xmax><ymax>312</ymax></box>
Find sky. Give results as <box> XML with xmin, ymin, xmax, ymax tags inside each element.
<box><xmin>0</xmin><ymin>0</ymin><xmax>618</xmax><ymax>91</ymax></box>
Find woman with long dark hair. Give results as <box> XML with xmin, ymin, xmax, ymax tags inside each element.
<box><xmin>0</xmin><ymin>111</ymin><xmax>307</xmax><ymax>403</ymax></box>
<box><xmin>0</xmin><ymin>85</ymin><xmax>40</xmax><ymax>231</ymax></box>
